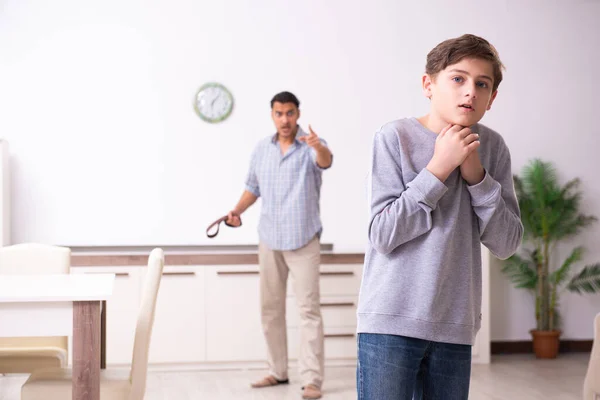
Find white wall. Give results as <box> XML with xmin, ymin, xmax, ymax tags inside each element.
<box><xmin>1</xmin><ymin>0</ymin><xmax>599</xmax><ymax>339</ymax></box>
<box><xmin>482</xmin><ymin>2</ymin><xmax>600</xmax><ymax>341</ymax></box>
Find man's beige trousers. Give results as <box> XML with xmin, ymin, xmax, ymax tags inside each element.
<box><xmin>258</xmin><ymin>236</ymin><xmax>325</xmax><ymax>388</ymax></box>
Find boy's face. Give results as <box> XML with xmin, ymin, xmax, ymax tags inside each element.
<box><xmin>423</xmin><ymin>57</ymin><xmax>498</xmax><ymax>127</ymax></box>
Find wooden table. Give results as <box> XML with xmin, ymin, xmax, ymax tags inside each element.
<box><xmin>0</xmin><ymin>273</ymin><xmax>114</xmax><ymax>400</ymax></box>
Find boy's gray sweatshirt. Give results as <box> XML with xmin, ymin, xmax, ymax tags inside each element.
<box><xmin>357</xmin><ymin>117</ymin><xmax>523</xmax><ymax>345</ymax></box>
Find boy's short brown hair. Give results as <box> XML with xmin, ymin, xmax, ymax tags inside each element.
<box><xmin>426</xmin><ymin>34</ymin><xmax>505</xmax><ymax>92</ymax></box>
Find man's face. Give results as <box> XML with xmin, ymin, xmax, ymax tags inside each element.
<box><xmin>271</xmin><ymin>102</ymin><xmax>300</xmax><ymax>138</ymax></box>
<box><xmin>423</xmin><ymin>57</ymin><xmax>498</xmax><ymax>127</ymax></box>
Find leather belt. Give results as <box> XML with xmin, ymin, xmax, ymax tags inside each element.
<box><xmin>206</xmin><ymin>213</ymin><xmax>242</xmax><ymax>238</ymax></box>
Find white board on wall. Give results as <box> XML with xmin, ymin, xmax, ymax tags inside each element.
<box><xmin>1</xmin><ymin>0</ymin><xmax>599</xmax><ymax>253</ymax></box>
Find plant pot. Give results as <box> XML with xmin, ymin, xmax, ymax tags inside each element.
<box><xmin>530</xmin><ymin>329</ymin><xmax>561</xmax><ymax>359</ymax></box>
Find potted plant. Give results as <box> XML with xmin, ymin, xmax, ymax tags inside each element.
<box><xmin>501</xmin><ymin>159</ymin><xmax>600</xmax><ymax>358</ymax></box>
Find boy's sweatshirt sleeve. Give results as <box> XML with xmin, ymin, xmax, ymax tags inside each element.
<box><xmin>368</xmin><ymin>128</ymin><xmax>448</xmax><ymax>255</ymax></box>
<box><xmin>466</xmin><ymin>145</ymin><xmax>523</xmax><ymax>259</ymax></box>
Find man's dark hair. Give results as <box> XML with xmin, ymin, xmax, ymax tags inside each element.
<box><xmin>270</xmin><ymin>91</ymin><xmax>300</xmax><ymax>108</ymax></box>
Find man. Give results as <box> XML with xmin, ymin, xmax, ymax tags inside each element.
<box><xmin>226</xmin><ymin>91</ymin><xmax>333</xmax><ymax>400</ymax></box>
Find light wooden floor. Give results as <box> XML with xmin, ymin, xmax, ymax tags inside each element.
<box><xmin>0</xmin><ymin>353</ymin><xmax>590</xmax><ymax>400</ymax></box>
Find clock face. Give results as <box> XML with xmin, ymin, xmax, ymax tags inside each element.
<box><xmin>194</xmin><ymin>83</ymin><xmax>234</xmax><ymax>123</ymax></box>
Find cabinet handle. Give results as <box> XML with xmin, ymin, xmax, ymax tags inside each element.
<box><xmin>325</xmin><ymin>333</ymin><xmax>355</xmax><ymax>338</ymax></box>
<box><xmin>85</xmin><ymin>272</ymin><xmax>129</xmax><ymax>277</ymax></box>
<box><xmin>162</xmin><ymin>272</ymin><xmax>196</xmax><ymax>276</ymax></box>
<box><xmin>320</xmin><ymin>271</ymin><xmax>354</xmax><ymax>276</ymax></box>
<box><xmin>320</xmin><ymin>302</ymin><xmax>355</xmax><ymax>307</ymax></box>
<box><xmin>217</xmin><ymin>271</ymin><xmax>352</xmax><ymax>276</ymax></box>
<box><xmin>217</xmin><ymin>271</ymin><xmax>259</xmax><ymax>275</ymax></box>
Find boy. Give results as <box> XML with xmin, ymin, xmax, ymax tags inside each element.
<box><xmin>356</xmin><ymin>34</ymin><xmax>523</xmax><ymax>399</ymax></box>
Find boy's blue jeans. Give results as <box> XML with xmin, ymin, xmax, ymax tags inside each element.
<box><xmin>357</xmin><ymin>333</ymin><xmax>472</xmax><ymax>400</ymax></box>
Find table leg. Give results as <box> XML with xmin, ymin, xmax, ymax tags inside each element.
<box><xmin>101</xmin><ymin>300</ymin><xmax>106</xmax><ymax>369</ymax></box>
<box><xmin>73</xmin><ymin>301</ymin><xmax>101</xmax><ymax>400</ymax></box>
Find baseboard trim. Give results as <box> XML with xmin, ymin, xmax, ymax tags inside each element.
<box><xmin>491</xmin><ymin>340</ymin><xmax>592</xmax><ymax>354</ymax></box>
<box><xmin>142</xmin><ymin>359</ymin><xmax>357</xmax><ymax>372</ymax></box>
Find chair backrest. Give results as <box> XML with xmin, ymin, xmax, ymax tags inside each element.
<box><xmin>584</xmin><ymin>312</ymin><xmax>600</xmax><ymax>400</ymax></box>
<box><xmin>0</xmin><ymin>243</ymin><xmax>70</xmax><ymax>274</ymax></box>
<box><xmin>129</xmin><ymin>248</ymin><xmax>164</xmax><ymax>400</ymax></box>
<box><xmin>0</xmin><ymin>243</ymin><xmax>71</xmax><ymax>370</ymax></box>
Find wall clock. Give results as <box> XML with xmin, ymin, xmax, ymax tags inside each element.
<box><xmin>194</xmin><ymin>82</ymin><xmax>234</xmax><ymax>123</ymax></box>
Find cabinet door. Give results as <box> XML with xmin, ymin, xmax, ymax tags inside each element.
<box><xmin>204</xmin><ymin>265</ymin><xmax>267</xmax><ymax>362</ymax></box>
<box><xmin>288</xmin><ymin>326</ymin><xmax>357</xmax><ymax>360</ymax></box>
<box><xmin>72</xmin><ymin>267</ymin><xmax>142</xmax><ymax>365</ymax></box>
<box><xmin>286</xmin><ymin>296</ymin><xmax>357</xmax><ymax>328</ymax></box>
<box><xmin>148</xmin><ymin>266</ymin><xmax>205</xmax><ymax>364</ymax></box>
<box><xmin>0</xmin><ymin>140</ymin><xmax>9</xmax><ymax>246</ymax></box>
<box><xmin>287</xmin><ymin>264</ymin><xmax>363</xmax><ymax>297</ymax></box>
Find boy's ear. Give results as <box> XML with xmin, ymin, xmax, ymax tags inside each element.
<box><xmin>422</xmin><ymin>74</ymin><xmax>433</xmax><ymax>99</ymax></box>
<box><xmin>487</xmin><ymin>90</ymin><xmax>498</xmax><ymax>111</ymax></box>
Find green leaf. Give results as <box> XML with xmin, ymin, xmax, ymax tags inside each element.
<box><xmin>550</xmin><ymin>247</ymin><xmax>583</xmax><ymax>286</ymax></box>
<box><xmin>515</xmin><ymin>159</ymin><xmax>597</xmax><ymax>243</ymax></box>
<box><xmin>507</xmin><ymin>159</ymin><xmax>600</xmax><ymax>327</ymax></box>
<box><xmin>502</xmin><ymin>254</ymin><xmax>537</xmax><ymax>289</ymax></box>
<box><xmin>567</xmin><ymin>264</ymin><xmax>600</xmax><ymax>294</ymax></box>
